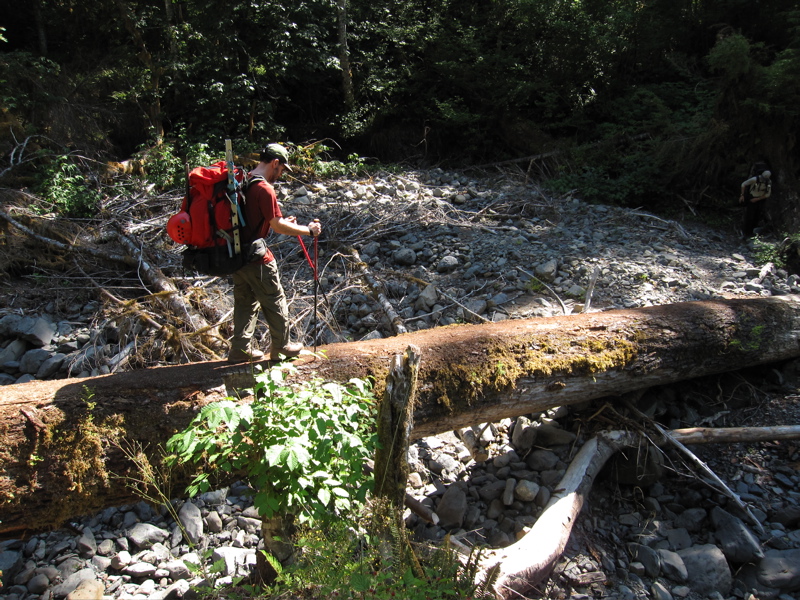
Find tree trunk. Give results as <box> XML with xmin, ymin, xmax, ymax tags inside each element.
<box><xmin>2</xmin><ymin>296</ymin><xmax>800</xmax><ymax>533</ymax></box>
<box><xmin>373</xmin><ymin>345</ymin><xmax>420</xmax><ymax>507</ymax></box>
<box><xmin>336</xmin><ymin>0</ymin><xmax>355</xmax><ymax>109</ymax></box>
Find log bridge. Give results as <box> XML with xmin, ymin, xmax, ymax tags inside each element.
<box><xmin>1</xmin><ymin>296</ymin><xmax>800</xmax><ymax>535</ymax></box>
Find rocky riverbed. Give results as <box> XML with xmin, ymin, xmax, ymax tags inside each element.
<box><xmin>1</xmin><ymin>167</ymin><xmax>799</xmax><ymax>599</ymax></box>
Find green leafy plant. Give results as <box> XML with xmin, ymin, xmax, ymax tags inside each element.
<box><xmin>274</xmin><ymin>517</ymin><xmax>490</xmax><ymax>600</ymax></box>
<box><xmin>38</xmin><ymin>154</ymin><xmax>101</xmax><ymax>218</ymax></box>
<box><xmin>290</xmin><ymin>140</ymin><xmax>376</xmax><ymax>179</ymax></box>
<box><xmin>167</xmin><ymin>363</ymin><xmax>378</xmax><ymax>524</ymax></box>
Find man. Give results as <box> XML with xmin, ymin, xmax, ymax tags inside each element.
<box><xmin>739</xmin><ymin>169</ymin><xmax>772</xmax><ymax>239</ymax></box>
<box><xmin>227</xmin><ymin>143</ymin><xmax>322</xmax><ymax>363</ymax></box>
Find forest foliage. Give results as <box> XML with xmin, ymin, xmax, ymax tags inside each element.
<box><xmin>1</xmin><ymin>0</ymin><xmax>798</xmax><ymax>225</ymax></box>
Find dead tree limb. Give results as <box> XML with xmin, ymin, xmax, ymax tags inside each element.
<box><xmin>346</xmin><ymin>247</ymin><xmax>408</xmax><ymax>335</ymax></box>
<box><xmin>483</xmin><ymin>430</ymin><xmax>639</xmax><ymax>599</ymax></box>
<box><xmin>670</xmin><ymin>425</ymin><xmax>800</xmax><ymax>444</ymax></box>
<box><xmin>477</xmin><ymin>421</ymin><xmax>800</xmax><ymax>597</ymax></box>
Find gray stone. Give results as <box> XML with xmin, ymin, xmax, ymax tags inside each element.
<box><xmin>205</xmin><ymin>511</ymin><xmax>223</xmax><ymax>534</ymax></box>
<box><xmin>511</xmin><ymin>416</ymin><xmax>537</xmax><ymax>451</ymax></box>
<box><xmin>478</xmin><ymin>479</ymin><xmax>506</xmax><ymax>502</ymax></box>
<box><xmin>200</xmin><ymin>488</ymin><xmax>228</xmax><ymax>506</ymax></box>
<box><xmin>0</xmin><ymin>314</ymin><xmax>22</xmax><ymax>337</ymax></box>
<box><xmin>16</xmin><ymin>316</ymin><xmax>57</xmax><ymax>346</ymax></box>
<box><xmin>77</xmin><ymin>527</ymin><xmax>97</xmax><ymax>558</ymax></box>
<box><xmin>535</xmin><ymin>259</ymin><xmax>558</xmax><ymax>282</ymax></box>
<box><xmin>416</xmin><ymin>283</ymin><xmax>439</xmax><ymax>309</ymax></box>
<box><xmin>665</xmin><ymin>527</ymin><xmax>693</xmax><ymax>551</ymax></box>
<box><xmin>164</xmin><ymin>558</ymin><xmax>192</xmax><ymax>580</ymax></box>
<box><xmin>540</xmin><ymin>469</ymin><xmax>565</xmax><ymax>488</ymax></box>
<box><xmin>674</xmin><ymin>507</ymin><xmax>707</xmax><ymax>532</ymax></box>
<box><xmin>96</xmin><ymin>539</ymin><xmax>115</xmax><ymax>556</ymax></box>
<box><xmin>525</xmin><ymin>449</ymin><xmax>560</xmax><ymax>471</ymax></box>
<box><xmin>124</xmin><ymin>561</ymin><xmax>158</xmax><ymax>578</ymax></box>
<box><xmin>757</xmin><ymin>549</ymin><xmax>800</xmax><ymax>590</ymax></box>
<box><xmin>770</xmin><ymin>505</ymin><xmax>800</xmax><ymax>528</ymax></box>
<box><xmin>533</xmin><ymin>422</ymin><xmax>576</xmax><ymax>446</ymax></box>
<box><xmin>502</xmin><ymin>478</ymin><xmax>516</xmax><ymax>506</ymax></box>
<box><xmin>436</xmin><ymin>255</ymin><xmax>459</xmax><ymax>273</ymax></box>
<box><xmin>18</xmin><ymin>348</ymin><xmax>52</xmax><ymax>374</ymax></box>
<box><xmin>0</xmin><ymin>339</ymin><xmax>27</xmax><ymax>365</ymax></box>
<box><xmin>514</xmin><ymin>480</ymin><xmax>540</xmax><ymax>502</ymax></box>
<box><xmin>460</xmin><ymin>299</ymin><xmax>487</xmax><ymax>322</ymax></box>
<box><xmin>627</xmin><ymin>542</ymin><xmax>660</xmax><ymax>577</ymax></box>
<box><xmin>127</xmin><ymin>522</ymin><xmax>169</xmax><ymax>548</ymax></box>
<box><xmin>677</xmin><ymin>544</ymin><xmax>732</xmax><ymax>596</ymax></box>
<box><xmin>236</xmin><ymin>515</ymin><xmax>261</xmax><ymax>535</ymax></box>
<box><xmin>91</xmin><ymin>555</ymin><xmax>112</xmax><ymax>571</ymax></box>
<box><xmin>0</xmin><ymin>550</ymin><xmax>23</xmax><ymax>586</ymax></box>
<box><xmin>110</xmin><ymin>550</ymin><xmax>132</xmax><ymax>570</ymax></box>
<box><xmin>155</xmin><ymin>578</ymin><xmax>192</xmax><ymax>600</ymax></box>
<box><xmin>36</xmin><ymin>352</ymin><xmax>66</xmax><ymax>379</ymax></box>
<box><xmin>26</xmin><ymin>572</ymin><xmax>50</xmax><ymax>594</ymax></box>
<box><xmin>711</xmin><ymin>506</ymin><xmax>764</xmax><ymax>564</ymax></box>
<box><xmin>50</xmin><ymin>567</ymin><xmax>97</xmax><ymax>598</ymax></box>
<box><xmin>437</xmin><ymin>484</ymin><xmax>468</xmax><ymax>529</ymax></box>
<box><xmin>733</xmin><ymin>563</ymin><xmax>781</xmax><ymax>599</ymax></box>
<box><xmin>651</xmin><ymin>580</ymin><xmax>673</xmax><ymax>600</ymax></box>
<box><xmin>392</xmin><ymin>247</ymin><xmax>417</xmax><ymax>266</ymax></box>
<box><xmin>178</xmin><ymin>500</ymin><xmax>204</xmax><ymax>545</ymax></box>
<box><xmin>656</xmin><ymin>548</ymin><xmax>688</xmax><ymax>582</ymax></box>
<box><xmin>211</xmin><ymin>546</ymin><xmax>251</xmax><ymax>577</ymax></box>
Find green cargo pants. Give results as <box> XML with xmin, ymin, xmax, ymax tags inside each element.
<box><xmin>229</xmin><ymin>260</ymin><xmax>290</xmax><ymax>356</ymax></box>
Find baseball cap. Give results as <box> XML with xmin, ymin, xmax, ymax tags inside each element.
<box><xmin>259</xmin><ymin>143</ymin><xmax>293</xmax><ymax>172</ymax></box>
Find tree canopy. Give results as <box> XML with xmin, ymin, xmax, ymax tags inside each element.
<box><xmin>1</xmin><ymin>0</ymin><xmax>798</xmax><ymax>226</ymax></box>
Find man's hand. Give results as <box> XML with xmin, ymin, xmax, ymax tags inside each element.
<box><xmin>308</xmin><ymin>220</ymin><xmax>322</xmax><ymax>237</ymax></box>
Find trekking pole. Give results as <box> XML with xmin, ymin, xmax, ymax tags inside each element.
<box><xmin>296</xmin><ymin>226</ymin><xmax>328</xmax><ymax>350</ymax></box>
<box><xmin>313</xmin><ymin>219</ymin><xmax>319</xmax><ymax>352</ymax></box>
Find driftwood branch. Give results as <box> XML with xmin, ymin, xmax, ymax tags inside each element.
<box><xmin>480</xmin><ymin>422</ymin><xmax>800</xmax><ymax>596</ymax></box>
<box><xmin>484</xmin><ymin>430</ymin><xmax>638</xmax><ymax>598</ymax></box>
<box><xmin>346</xmin><ymin>247</ymin><xmax>408</xmax><ymax>335</ymax></box>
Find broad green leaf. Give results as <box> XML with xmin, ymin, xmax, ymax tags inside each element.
<box><xmin>350</xmin><ymin>572</ymin><xmax>371</xmax><ymax>592</ymax></box>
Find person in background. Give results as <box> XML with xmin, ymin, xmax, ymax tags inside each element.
<box><xmin>227</xmin><ymin>143</ymin><xmax>322</xmax><ymax>363</ymax></box>
<box><xmin>739</xmin><ymin>168</ymin><xmax>772</xmax><ymax>239</ymax></box>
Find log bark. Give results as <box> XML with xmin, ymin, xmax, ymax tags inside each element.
<box><xmin>2</xmin><ymin>296</ymin><xmax>800</xmax><ymax>532</ymax></box>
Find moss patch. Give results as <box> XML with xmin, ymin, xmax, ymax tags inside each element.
<box><xmin>424</xmin><ymin>330</ymin><xmax>639</xmax><ymax>411</ymax></box>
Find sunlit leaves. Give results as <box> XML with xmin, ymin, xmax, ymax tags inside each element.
<box><xmin>167</xmin><ymin>363</ymin><xmax>377</xmax><ymax>523</ymax></box>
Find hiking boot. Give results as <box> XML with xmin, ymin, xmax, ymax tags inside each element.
<box><xmin>270</xmin><ymin>342</ymin><xmax>303</xmax><ymax>360</ymax></box>
<box><xmin>227</xmin><ymin>348</ymin><xmax>266</xmax><ymax>363</ymax></box>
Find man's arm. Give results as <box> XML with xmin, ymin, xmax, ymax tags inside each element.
<box><xmin>740</xmin><ymin>176</ymin><xmax>756</xmax><ymax>203</ymax></box>
<box><xmin>269</xmin><ymin>216</ymin><xmax>321</xmax><ymax>237</ymax></box>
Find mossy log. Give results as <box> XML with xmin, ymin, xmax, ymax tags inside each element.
<box><xmin>1</xmin><ymin>296</ymin><xmax>800</xmax><ymax>533</ymax></box>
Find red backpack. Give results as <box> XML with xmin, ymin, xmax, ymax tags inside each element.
<box><xmin>167</xmin><ymin>161</ymin><xmax>250</xmax><ymax>275</ymax></box>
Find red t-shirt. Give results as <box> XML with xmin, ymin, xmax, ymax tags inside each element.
<box><xmin>242</xmin><ymin>178</ymin><xmax>283</xmax><ymax>263</ymax></box>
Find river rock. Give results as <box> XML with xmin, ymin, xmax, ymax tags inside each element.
<box><xmin>711</xmin><ymin>506</ymin><xmax>765</xmax><ymax>564</ymax></box>
<box><xmin>677</xmin><ymin>544</ymin><xmax>732</xmax><ymax>596</ymax></box>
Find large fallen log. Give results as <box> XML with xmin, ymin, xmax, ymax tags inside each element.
<box><xmin>1</xmin><ymin>296</ymin><xmax>800</xmax><ymax>533</ymax></box>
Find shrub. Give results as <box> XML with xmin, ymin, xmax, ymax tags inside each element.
<box><xmin>167</xmin><ymin>362</ymin><xmax>378</xmax><ymax>524</ymax></box>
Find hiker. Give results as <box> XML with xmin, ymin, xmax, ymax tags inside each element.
<box><xmin>739</xmin><ymin>168</ymin><xmax>772</xmax><ymax>239</ymax></box>
<box><xmin>227</xmin><ymin>143</ymin><xmax>322</xmax><ymax>363</ymax></box>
